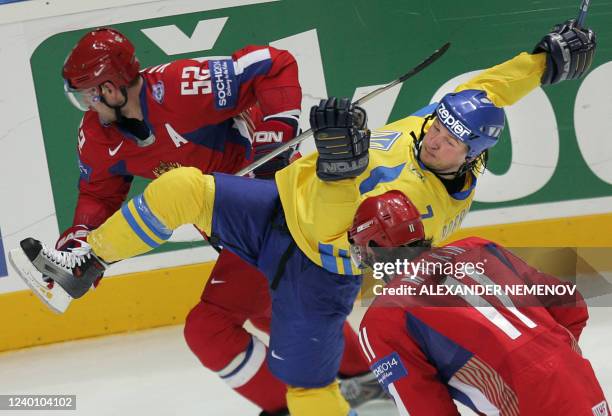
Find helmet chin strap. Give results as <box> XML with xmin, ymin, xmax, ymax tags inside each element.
<box><xmin>101</xmin><ymin>84</ymin><xmax>156</xmax><ymax>147</ymax></box>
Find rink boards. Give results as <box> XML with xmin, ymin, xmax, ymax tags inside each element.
<box><xmin>1</xmin><ymin>0</ymin><xmax>612</xmax><ymax>351</ymax></box>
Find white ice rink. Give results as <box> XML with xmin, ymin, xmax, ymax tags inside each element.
<box><xmin>0</xmin><ymin>304</ymin><xmax>610</xmax><ymax>416</ymax></box>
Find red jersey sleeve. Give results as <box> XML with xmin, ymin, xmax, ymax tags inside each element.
<box><xmin>155</xmin><ymin>45</ymin><xmax>301</xmax><ymax>123</ymax></box>
<box><xmin>73</xmin><ymin>117</ymin><xmax>133</xmax><ymax>228</ymax></box>
<box><xmin>231</xmin><ymin>45</ymin><xmax>302</xmax><ymax>117</ymax></box>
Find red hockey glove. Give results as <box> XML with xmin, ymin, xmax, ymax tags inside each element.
<box><xmin>252</xmin><ymin>115</ymin><xmax>301</xmax><ymax>179</ymax></box>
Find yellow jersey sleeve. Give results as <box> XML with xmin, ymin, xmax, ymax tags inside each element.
<box><xmin>457</xmin><ymin>52</ymin><xmax>546</xmax><ymax>106</ymax></box>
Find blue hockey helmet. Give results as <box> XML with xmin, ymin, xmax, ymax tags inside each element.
<box><xmin>434</xmin><ymin>89</ymin><xmax>505</xmax><ymax>158</ymax></box>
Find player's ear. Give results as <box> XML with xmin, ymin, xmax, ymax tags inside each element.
<box><xmin>99</xmin><ymin>81</ymin><xmax>115</xmax><ymax>97</ymax></box>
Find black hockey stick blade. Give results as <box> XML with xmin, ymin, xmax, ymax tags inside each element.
<box><xmin>399</xmin><ymin>42</ymin><xmax>451</xmax><ymax>83</ymax></box>
<box><xmin>354</xmin><ymin>42</ymin><xmax>451</xmax><ymax>106</ymax></box>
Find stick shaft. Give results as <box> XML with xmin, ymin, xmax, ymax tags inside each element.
<box><xmin>577</xmin><ymin>0</ymin><xmax>591</xmax><ymax>27</ymax></box>
<box><xmin>235</xmin><ymin>42</ymin><xmax>451</xmax><ymax>177</ymax></box>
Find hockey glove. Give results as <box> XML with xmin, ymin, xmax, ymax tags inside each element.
<box><xmin>310</xmin><ymin>97</ymin><xmax>370</xmax><ymax>181</ymax></box>
<box><xmin>252</xmin><ymin>115</ymin><xmax>301</xmax><ymax>179</ymax></box>
<box><xmin>534</xmin><ymin>19</ymin><xmax>596</xmax><ymax>85</ymax></box>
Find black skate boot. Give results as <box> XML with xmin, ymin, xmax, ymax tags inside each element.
<box><xmin>11</xmin><ymin>238</ymin><xmax>107</xmax><ymax>299</ymax></box>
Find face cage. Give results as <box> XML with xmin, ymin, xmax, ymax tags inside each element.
<box><xmin>64</xmin><ymin>81</ymin><xmax>102</xmax><ymax>111</ymax></box>
<box><xmin>349</xmin><ymin>244</ymin><xmax>378</xmax><ymax>270</ymax></box>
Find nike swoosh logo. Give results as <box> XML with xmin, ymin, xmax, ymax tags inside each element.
<box><xmin>108</xmin><ymin>142</ymin><xmax>123</xmax><ymax>157</ymax></box>
<box><xmin>210</xmin><ymin>278</ymin><xmax>225</xmax><ymax>284</ymax></box>
<box><xmin>94</xmin><ymin>66</ymin><xmax>104</xmax><ymax>77</ymax></box>
<box><xmin>270</xmin><ymin>350</ymin><xmax>285</xmax><ymax>360</ymax></box>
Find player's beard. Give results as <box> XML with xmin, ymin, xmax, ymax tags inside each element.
<box><xmin>95</xmin><ymin>104</ymin><xmax>118</xmax><ymax>125</ymax></box>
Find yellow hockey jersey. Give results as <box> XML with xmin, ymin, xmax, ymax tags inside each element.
<box><xmin>275</xmin><ymin>52</ymin><xmax>546</xmax><ymax>275</ymax></box>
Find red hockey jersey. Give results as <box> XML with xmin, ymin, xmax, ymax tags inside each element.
<box><xmin>74</xmin><ymin>45</ymin><xmax>301</xmax><ymax>227</ymax></box>
<box><xmin>360</xmin><ymin>237</ymin><xmax>608</xmax><ymax>416</ymax></box>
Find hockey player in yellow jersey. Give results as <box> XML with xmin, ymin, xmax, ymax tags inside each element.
<box><xmin>10</xmin><ymin>19</ymin><xmax>596</xmax><ymax>416</ymax></box>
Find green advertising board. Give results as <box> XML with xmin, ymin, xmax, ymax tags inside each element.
<box><xmin>30</xmin><ymin>0</ymin><xmax>612</xmax><ymax>254</ymax></box>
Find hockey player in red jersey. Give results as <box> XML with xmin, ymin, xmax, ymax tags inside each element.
<box><xmin>58</xmin><ymin>28</ymin><xmax>371</xmax><ymax>415</ymax></box>
<box><xmin>350</xmin><ymin>191</ymin><xmax>609</xmax><ymax>416</ymax></box>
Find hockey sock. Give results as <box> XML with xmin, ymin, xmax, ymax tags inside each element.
<box><xmin>88</xmin><ymin>167</ymin><xmax>215</xmax><ymax>262</ymax></box>
<box><xmin>218</xmin><ymin>336</ymin><xmax>287</xmax><ymax>413</ymax></box>
<box><xmin>287</xmin><ymin>382</ymin><xmax>352</xmax><ymax>416</ymax></box>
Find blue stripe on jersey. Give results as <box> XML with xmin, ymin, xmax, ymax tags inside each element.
<box><xmin>108</xmin><ymin>160</ymin><xmax>132</xmax><ymax>177</ymax></box>
<box><xmin>220</xmin><ymin>337</ymin><xmax>254</xmax><ymax>380</ymax></box>
<box><xmin>450</xmin><ymin>175</ymin><xmax>477</xmax><ymax>200</ymax></box>
<box><xmin>484</xmin><ymin>243</ymin><xmax>520</xmax><ymax>275</ymax></box>
<box><xmin>238</xmin><ymin>58</ymin><xmax>272</xmax><ymax>84</ymax></box>
<box><xmin>410</xmin><ymin>103</ymin><xmax>438</xmax><ymax>117</ymax></box>
<box><xmin>183</xmin><ymin>119</ymin><xmax>251</xmax><ymax>158</ymax></box>
<box><xmin>404</xmin><ymin>312</ymin><xmax>473</xmax><ymax>383</ymax></box>
<box><xmin>226</xmin><ymin>127</ymin><xmax>252</xmax><ymax>160</ymax></box>
<box><xmin>121</xmin><ymin>204</ymin><xmax>160</xmax><ymax>249</ymax></box>
<box><xmin>338</xmin><ymin>249</ymin><xmax>356</xmax><ymax>276</ymax></box>
<box><xmin>318</xmin><ymin>243</ymin><xmax>338</xmax><ymax>273</ymax></box>
<box><xmin>447</xmin><ymin>385</ymin><xmax>481</xmax><ymax>415</ymax></box>
<box><xmin>359</xmin><ymin>163</ymin><xmax>406</xmax><ymax>195</ymax></box>
<box><xmin>421</xmin><ymin>205</ymin><xmax>434</xmax><ymax>219</ymax></box>
<box><xmin>134</xmin><ymin>194</ymin><xmax>172</xmax><ymax>241</ymax></box>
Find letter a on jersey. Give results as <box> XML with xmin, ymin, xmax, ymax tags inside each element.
<box><xmin>165</xmin><ymin>123</ymin><xmax>189</xmax><ymax>148</ymax></box>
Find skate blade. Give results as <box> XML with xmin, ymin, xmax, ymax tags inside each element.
<box><xmin>8</xmin><ymin>248</ymin><xmax>72</xmax><ymax>314</ymax></box>
<box><xmin>355</xmin><ymin>399</ymin><xmax>399</xmax><ymax>416</ymax></box>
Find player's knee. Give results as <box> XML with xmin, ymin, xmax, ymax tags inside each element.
<box><xmin>146</xmin><ymin>166</ymin><xmax>204</xmax><ymax>206</ymax></box>
<box><xmin>143</xmin><ymin>167</ymin><xmax>214</xmax><ymax>230</ymax></box>
<box><xmin>183</xmin><ymin>301</ymin><xmax>249</xmax><ymax>370</ymax></box>
<box><xmin>286</xmin><ymin>382</ymin><xmax>351</xmax><ymax>416</ymax></box>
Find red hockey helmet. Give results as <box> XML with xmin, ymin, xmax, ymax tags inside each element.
<box><xmin>62</xmin><ymin>28</ymin><xmax>140</xmax><ymax>110</ymax></box>
<box><xmin>349</xmin><ymin>191</ymin><xmax>425</xmax><ymax>268</ymax></box>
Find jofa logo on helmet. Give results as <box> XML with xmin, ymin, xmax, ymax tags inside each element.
<box><xmin>356</xmin><ymin>219</ymin><xmax>374</xmax><ymax>233</ymax></box>
<box><xmin>436</xmin><ymin>103</ymin><xmax>472</xmax><ymax>139</ymax></box>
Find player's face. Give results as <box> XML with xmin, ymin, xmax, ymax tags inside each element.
<box><xmin>88</xmin><ymin>82</ymin><xmax>126</xmax><ymax>123</ymax></box>
<box><xmin>420</xmin><ymin>119</ymin><xmax>469</xmax><ymax>173</ymax></box>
